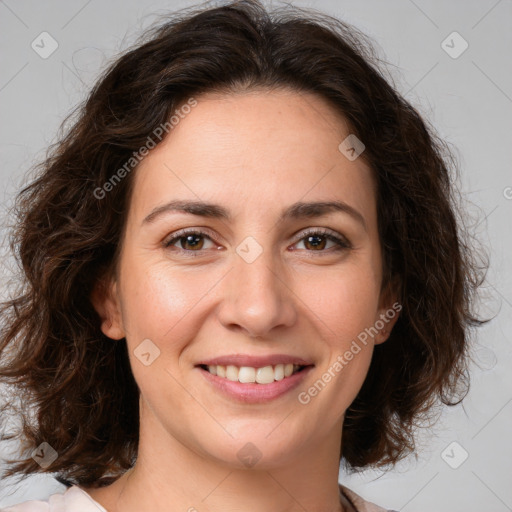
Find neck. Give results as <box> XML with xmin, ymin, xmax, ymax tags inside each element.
<box><xmin>87</xmin><ymin>402</ymin><xmax>349</xmax><ymax>512</ymax></box>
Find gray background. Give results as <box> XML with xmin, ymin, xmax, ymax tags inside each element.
<box><xmin>0</xmin><ymin>1</ymin><xmax>511</xmax><ymax>511</ymax></box>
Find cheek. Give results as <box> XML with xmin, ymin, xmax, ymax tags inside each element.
<box><xmin>117</xmin><ymin>260</ymin><xmax>221</xmax><ymax>386</ymax></box>
<box><xmin>295</xmin><ymin>263</ymin><xmax>380</xmax><ymax>406</ymax></box>
<box><xmin>298</xmin><ymin>260</ymin><xmax>381</xmax><ymax>342</ymax></box>
<box><xmin>120</xmin><ymin>257</ymin><xmax>213</xmax><ymax>337</ymax></box>
<box><xmin>119</xmin><ymin>259</ymin><xmax>213</xmax><ymax>407</ymax></box>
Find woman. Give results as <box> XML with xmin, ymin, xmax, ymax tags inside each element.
<box><xmin>0</xmin><ymin>1</ymin><xmax>486</xmax><ymax>511</ymax></box>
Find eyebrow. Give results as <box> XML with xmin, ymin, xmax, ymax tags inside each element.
<box><xmin>142</xmin><ymin>199</ymin><xmax>367</xmax><ymax>231</ymax></box>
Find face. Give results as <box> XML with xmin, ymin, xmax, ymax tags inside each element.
<box><xmin>94</xmin><ymin>89</ymin><xmax>399</xmax><ymax>469</ymax></box>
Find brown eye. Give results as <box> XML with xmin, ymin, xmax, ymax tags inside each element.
<box><xmin>176</xmin><ymin>233</ymin><xmax>205</xmax><ymax>250</ymax></box>
<box><xmin>164</xmin><ymin>230</ymin><xmax>215</xmax><ymax>251</ymax></box>
<box><xmin>294</xmin><ymin>229</ymin><xmax>352</xmax><ymax>253</ymax></box>
<box><xmin>302</xmin><ymin>234</ymin><xmax>329</xmax><ymax>251</ymax></box>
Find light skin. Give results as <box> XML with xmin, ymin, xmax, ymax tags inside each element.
<box><xmin>88</xmin><ymin>88</ymin><xmax>399</xmax><ymax>512</ymax></box>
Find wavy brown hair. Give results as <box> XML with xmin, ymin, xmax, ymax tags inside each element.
<box><xmin>0</xmin><ymin>0</ymin><xmax>487</xmax><ymax>488</ymax></box>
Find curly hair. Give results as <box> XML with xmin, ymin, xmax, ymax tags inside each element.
<box><xmin>0</xmin><ymin>0</ymin><xmax>487</xmax><ymax>488</ymax></box>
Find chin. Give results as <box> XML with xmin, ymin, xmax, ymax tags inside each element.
<box><xmin>197</xmin><ymin>431</ymin><xmax>308</xmax><ymax>471</ymax></box>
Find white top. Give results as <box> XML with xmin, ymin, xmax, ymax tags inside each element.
<box><xmin>1</xmin><ymin>484</ymin><xmax>397</xmax><ymax>512</ymax></box>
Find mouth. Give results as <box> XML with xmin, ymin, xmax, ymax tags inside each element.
<box><xmin>197</xmin><ymin>363</ymin><xmax>309</xmax><ymax>385</ymax></box>
<box><xmin>195</xmin><ymin>361</ymin><xmax>315</xmax><ymax>403</ymax></box>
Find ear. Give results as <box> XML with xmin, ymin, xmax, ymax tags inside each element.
<box><xmin>90</xmin><ymin>276</ymin><xmax>125</xmax><ymax>340</ymax></box>
<box><xmin>374</xmin><ymin>275</ymin><xmax>402</xmax><ymax>345</ymax></box>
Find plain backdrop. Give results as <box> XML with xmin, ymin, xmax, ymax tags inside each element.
<box><xmin>0</xmin><ymin>1</ymin><xmax>511</xmax><ymax>511</ymax></box>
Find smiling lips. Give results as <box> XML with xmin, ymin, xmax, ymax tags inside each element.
<box><xmin>196</xmin><ymin>354</ymin><xmax>314</xmax><ymax>386</ymax></box>
<box><xmin>203</xmin><ymin>363</ymin><xmax>302</xmax><ymax>384</ymax></box>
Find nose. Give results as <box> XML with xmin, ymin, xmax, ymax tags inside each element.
<box><xmin>216</xmin><ymin>246</ymin><xmax>297</xmax><ymax>339</ymax></box>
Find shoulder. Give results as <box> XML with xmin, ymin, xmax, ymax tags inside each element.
<box><xmin>339</xmin><ymin>484</ymin><xmax>400</xmax><ymax>512</ymax></box>
<box><xmin>0</xmin><ymin>486</ymin><xmax>107</xmax><ymax>512</ymax></box>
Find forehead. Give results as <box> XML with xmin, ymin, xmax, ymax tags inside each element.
<box><xmin>131</xmin><ymin>89</ymin><xmax>376</xmax><ymax>225</ymax></box>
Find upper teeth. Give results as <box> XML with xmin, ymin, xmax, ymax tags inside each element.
<box><xmin>206</xmin><ymin>363</ymin><xmax>301</xmax><ymax>384</ymax></box>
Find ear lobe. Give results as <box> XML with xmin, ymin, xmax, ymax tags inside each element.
<box><xmin>90</xmin><ymin>277</ymin><xmax>125</xmax><ymax>340</ymax></box>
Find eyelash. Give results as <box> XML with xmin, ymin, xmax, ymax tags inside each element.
<box><xmin>163</xmin><ymin>227</ymin><xmax>352</xmax><ymax>257</ymax></box>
